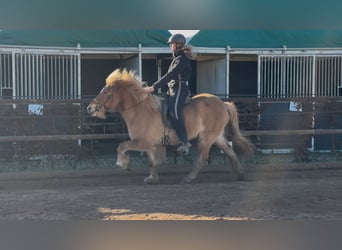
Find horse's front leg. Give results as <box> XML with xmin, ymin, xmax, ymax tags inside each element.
<box><xmin>116</xmin><ymin>139</ymin><xmax>144</xmax><ymax>170</ymax></box>
<box><xmin>144</xmin><ymin>146</ymin><xmax>166</xmax><ymax>185</ymax></box>
<box><xmin>116</xmin><ymin>140</ymin><xmax>165</xmax><ymax>184</ymax></box>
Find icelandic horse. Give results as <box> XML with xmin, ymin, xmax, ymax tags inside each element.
<box><xmin>87</xmin><ymin>69</ymin><xmax>254</xmax><ymax>184</ymax></box>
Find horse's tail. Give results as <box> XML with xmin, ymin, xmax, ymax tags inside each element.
<box><xmin>224</xmin><ymin>101</ymin><xmax>255</xmax><ymax>157</ymax></box>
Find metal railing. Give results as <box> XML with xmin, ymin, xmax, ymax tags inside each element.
<box><xmin>1</xmin><ymin>50</ymin><xmax>80</xmax><ymax>99</ymax></box>
<box><xmin>259</xmin><ymin>55</ymin><xmax>342</xmax><ymax>98</ymax></box>
<box><xmin>0</xmin><ymin>97</ymin><xmax>341</xmax><ymax>160</ymax></box>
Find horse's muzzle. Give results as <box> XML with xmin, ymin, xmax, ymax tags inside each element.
<box><xmin>86</xmin><ymin>104</ymin><xmax>95</xmax><ymax>115</ymax></box>
<box><xmin>87</xmin><ymin>103</ymin><xmax>106</xmax><ymax>119</ymax></box>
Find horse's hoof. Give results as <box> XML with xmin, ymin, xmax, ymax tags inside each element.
<box><xmin>181</xmin><ymin>177</ymin><xmax>192</xmax><ymax>184</ymax></box>
<box><xmin>116</xmin><ymin>160</ymin><xmax>124</xmax><ymax>168</ymax></box>
<box><xmin>144</xmin><ymin>176</ymin><xmax>159</xmax><ymax>185</ymax></box>
<box><xmin>116</xmin><ymin>160</ymin><xmax>129</xmax><ymax>171</ymax></box>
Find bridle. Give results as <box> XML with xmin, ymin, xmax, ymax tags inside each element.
<box><xmin>91</xmin><ymin>98</ymin><xmax>106</xmax><ymax>111</ymax></box>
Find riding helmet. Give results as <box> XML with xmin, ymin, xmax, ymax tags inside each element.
<box><xmin>167</xmin><ymin>33</ymin><xmax>186</xmax><ymax>45</ymax></box>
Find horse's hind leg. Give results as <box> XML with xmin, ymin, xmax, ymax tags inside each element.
<box><xmin>182</xmin><ymin>139</ymin><xmax>213</xmax><ymax>184</ymax></box>
<box><xmin>215</xmin><ymin>137</ymin><xmax>244</xmax><ymax>181</ymax></box>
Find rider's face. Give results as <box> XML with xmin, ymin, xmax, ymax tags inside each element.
<box><xmin>169</xmin><ymin>42</ymin><xmax>177</xmax><ymax>52</ymax></box>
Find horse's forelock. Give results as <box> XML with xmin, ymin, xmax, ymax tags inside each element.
<box><xmin>105</xmin><ymin>68</ymin><xmax>141</xmax><ymax>87</ymax></box>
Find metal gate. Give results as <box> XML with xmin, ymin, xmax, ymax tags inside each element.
<box><xmin>1</xmin><ymin>50</ymin><xmax>80</xmax><ymax>99</ymax></box>
<box><xmin>258</xmin><ymin>54</ymin><xmax>342</xmax><ymax>151</ymax></box>
<box><xmin>259</xmin><ymin>55</ymin><xmax>342</xmax><ymax>98</ymax></box>
<box><xmin>315</xmin><ymin>56</ymin><xmax>342</xmax><ymax>97</ymax></box>
<box><xmin>0</xmin><ymin>51</ymin><xmax>12</xmax><ymax>97</ymax></box>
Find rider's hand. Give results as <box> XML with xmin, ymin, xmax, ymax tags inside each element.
<box><xmin>144</xmin><ymin>86</ymin><xmax>155</xmax><ymax>93</ymax></box>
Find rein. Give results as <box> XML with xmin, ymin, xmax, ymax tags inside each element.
<box><xmin>92</xmin><ymin>94</ymin><xmax>149</xmax><ymax>113</ymax></box>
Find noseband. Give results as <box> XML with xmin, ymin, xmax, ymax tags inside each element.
<box><xmin>91</xmin><ymin>98</ymin><xmax>106</xmax><ymax>112</ymax></box>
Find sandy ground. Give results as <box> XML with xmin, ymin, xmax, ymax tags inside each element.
<box><xmin>0</xmin><ymin>156</ymin><xmax>341</xmax><ymax>220</ymax></box>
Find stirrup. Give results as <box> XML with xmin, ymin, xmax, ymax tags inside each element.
<box><xmin>177</xmin><ymin>142</ymin><xmax>191</xmax><ymax>155</ymax></box>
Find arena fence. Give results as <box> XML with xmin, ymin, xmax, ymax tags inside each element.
<box><xmin>1</xmin><ymin>48</ymin><xmax>342</xmax><ymax>162</ymax></box>
<box><xmin>0</xmin><ymin>97</ymin><xmax>341</xmax><ymax>162</ymax></box>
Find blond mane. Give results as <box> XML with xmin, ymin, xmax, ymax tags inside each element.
<box><xmin>106</xmin><ymin>68</ymin><xmax>140</xmax><ymax>86</ymax></box>
<box><xmin>105</xmin><ymin>68</ymin><xmax>160</xmax><ymax>110</ymax></box>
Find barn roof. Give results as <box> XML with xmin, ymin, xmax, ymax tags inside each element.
<box><xmin>0</xmin><ymin>30</ymin><xmax>171</xmax><ymax>48</ymax></box>
<box><xmin>189</xmin><ymin>30</ymin><xmax>342</xmax><ymax>49</ymax></box>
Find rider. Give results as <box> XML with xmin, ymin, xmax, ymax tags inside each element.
<box><xmin>145</xmin><ymin>33</ymin><xmax>192</xmax><ymax>155</ymax></box>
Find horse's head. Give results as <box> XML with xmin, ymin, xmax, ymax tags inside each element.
<box><xmin>87</xmin><ymin>68</ymin><xmax>150</xmax><ymax>119</ymax></box>
<box><xmin>87</xmin><ymin>85</ymin><xmax>119</xmax><ymax>119</ymax></box>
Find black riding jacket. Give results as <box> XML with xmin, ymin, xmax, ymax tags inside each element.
<box><xmin>152</xmin><ymin>50</ymin><xmax>191</xmax><ymax>93</ymax></box>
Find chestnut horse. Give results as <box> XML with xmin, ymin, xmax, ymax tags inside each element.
<box><xmin>87</xmin><ymin>69</ymin><xmax>254</xmax><ymax>184</ymax></box>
